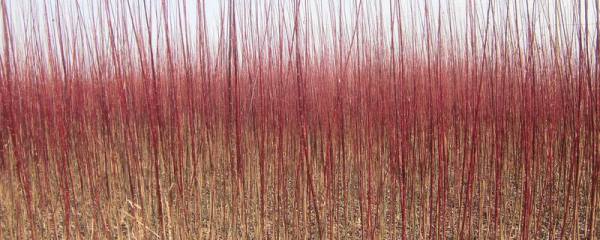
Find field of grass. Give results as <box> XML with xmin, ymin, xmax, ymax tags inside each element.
<box><xmin>0</xmin><ymin>0</ymin><xmax>599</xmax><ymax>239</ymax></box>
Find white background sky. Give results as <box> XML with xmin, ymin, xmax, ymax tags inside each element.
<box><xmin>0</xmin><ymin>0</ymin><xmax>594</xmax><ymax>62</ymax></box>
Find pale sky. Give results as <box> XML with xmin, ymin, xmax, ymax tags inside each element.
<box><xmin>0</xmin><ymin>0</ymin><xmax>594</xmax><ymax>65</ymax></box>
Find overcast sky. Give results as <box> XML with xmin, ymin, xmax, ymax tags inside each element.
<box><xmin>0</xmin><ymin>0</ymin><xmax>595</xmax><ymax>63</ymax></box>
